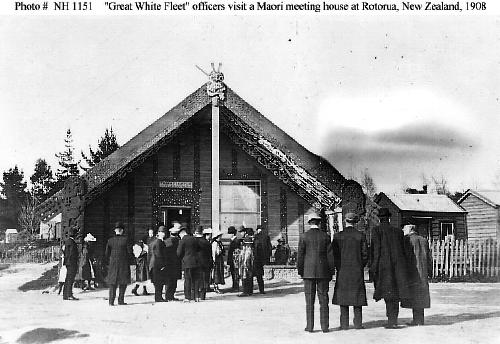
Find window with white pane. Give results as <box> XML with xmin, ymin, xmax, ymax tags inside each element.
<box><xmin>220</xmin><ymin>180</ymin><xmax>261</xmax><ymax>231</ymax></box>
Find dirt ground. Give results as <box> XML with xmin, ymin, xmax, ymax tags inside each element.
<box><xmin>1</xmin><ymin>263</ymin><xmax>499</xmax><ymax>344</ymax></box>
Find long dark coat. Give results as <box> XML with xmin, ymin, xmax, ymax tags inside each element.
<box><xmin>401</xmin><ymin>233</ymin><xmax>431</xmax><ymax>309</ymax></box>
<box><xmin>164</xmin><ymin>236</ymin><xmax>182</xmax><ymax>280</ymax></box>
<box><xmin>105</xmin><ymin>235</ymin><xmax>132</xmax><ymax>285</ymax></box>
<box><xmin>332</xmin><ymin>226</ymin><xmax>368</xmax><ymax>306</ymax></box>
<box><xmin>212</xmin><ymin>240</ymin><xmax>225</xmax><ymax>284</ymax></box>
<box><xmin>297</xmin><ymin>227</ymin><xmax>334</xmax><ymax>279</ymax></box>
<box><xmin>195</xmin><ymin>236</ymin><xmax>213</xmax><ymax>270</ymax></box>
<box><xmin>253</xmin><ymin>234</ymin><xmax>268</xmax><ymax>276</ymax></box>
<box><xmin>177</xmin><ymin>235</ymin><xmax>200</xmax><ymax>269</ymax></box>
<box><xmin>148</xmin><ymin>238</ymin><xmax>167</xmax><ymax>284</ymax></box>
<box><xmin>254</xmin><ymin>232</ymin><xmax>272</xmax><ymax>265</ymax></box>
<box><xmin>64</xmin><ymin>237</ymin><xmax>79</xmax><ymax>269</ymax></box>
<box><xmin>370</xmin><ymin>223</ymin><xmax>411</xmax><ymax>301</ymax></box>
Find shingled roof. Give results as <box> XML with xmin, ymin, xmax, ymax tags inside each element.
<box><xmin>380</xmin><ymin>193</ymin><xmax>466</xmax><ymax>213</ymax></box>
<box><xmin>37</xmin><ymin>82</ymin><xmax>356</xmax><ymax>219</ymax></box>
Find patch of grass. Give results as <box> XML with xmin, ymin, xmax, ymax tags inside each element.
<box><xmin>18</xmin><ymin>265</ymin><xmax>59</xmax><ymax>292</ymax></box>
<box><xmin>16</xmin><ymin>328</ymin><xmax>89</xmax><ymax>344</ymax></box>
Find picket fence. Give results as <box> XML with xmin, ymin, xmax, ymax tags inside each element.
<box><xmin>0</xmin><ymin>245</ymin><xmax>61</xmax><ymax>264</ymax></box>
<box><xmin>430</xmin><ymin>239</ymin><xmax>500</xmax><ymax>280</ymax></box>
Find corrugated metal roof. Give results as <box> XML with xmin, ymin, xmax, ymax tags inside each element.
<box><xmin>465</xmin><ymin>190</ymin><xmax>500</xmax><ymax>207</ymax></box>
<box><xmin>386</xmin><ymin>193</ymin><xmax>465</xmax><ymax>213</ymax></box>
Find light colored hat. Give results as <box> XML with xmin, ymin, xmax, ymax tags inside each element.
<box><xmin>84</xmin><ymin>233</ymin><xmax>96</xmax><ymax>242</ymax></box>
<box><xmin>169</xmin><ymin>223</ymin><xmax>181</xmax><ymax>233</ymax></box>
<box><xmin>202</xmin><ymin>228</ymin><xmax>213</xmax><ymax>235</ymax></box>
<box><xmin>212</xmin><ymin>228</ymin><xmax>223</xmax><ymax>238</ymax></box>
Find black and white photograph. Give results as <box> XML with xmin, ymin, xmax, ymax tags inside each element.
<box><xmin>0</xmin><ymin>4</ymin><xmax>499</xmax><ymax>343</ymax></box>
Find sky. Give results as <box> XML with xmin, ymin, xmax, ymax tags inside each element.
<box><xmin>0</xmin><ymin>15</ymin><xmax>499</xmax><ymax>194</ymax></box>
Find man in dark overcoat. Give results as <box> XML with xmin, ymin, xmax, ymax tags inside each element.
<box><xmin>164</xmin><ymin>225</ymin><xmax>182</xmax><ymax>301</ymax></box>
<box><xmin>177</xmin><ymin>225</ymin><xmax>200</xmax><ymax>302</ymax></box>
<box><xmin>105</xmin><ymin>222</ymin><xmax>132</xmax><ymax>306</ymax></box>
<box><xmin>401</xmin><ymin>224</ymin><xmax>432</xmax><ymax>326</ymax></box>
<box><xmin>370</xmin><ymin>208</ymin><xmax>411</xmax><ymax>328</ymax></box>
<box><xmin>149</xmin><ymin>226</ymin><xmax>168</xmax><ymax>302</ymax></box>
<box><xmin>253</xmin><ymin>226</ymin><xmax>271</xmax><ymax>294</ymax></box>
<box><xmin>297</xmin><ymin>214</ymin><xmax>335</xmax><ymax>333</ymax></box>
<box><xmin>227</xmin><ymin>226</ymin><xmax>240</xmax><ymax>291</ymax></box>
<box><xmin>194</xmin><ymin>225</ymin><xmax>212</xmax><ymax>300</ymax></box>
<box><xmin>332</xmin><ymin>213</ymin><xmax>368</xmax><ymax>330</ymax></box>
<box><xmin>63</xmin><ymin>227</ymin><xmax>79</xmax><ymax>300</ymax></box>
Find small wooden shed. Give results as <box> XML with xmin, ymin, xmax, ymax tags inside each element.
<box><xmin>375</xmin><ymin>193</ymin><xmax>467</xmax><ymax>241</ymax></box>
<box><xmin>457</xmin><ymin>190</ymin><xmax>500</xmax><ymax>241</ymax></box>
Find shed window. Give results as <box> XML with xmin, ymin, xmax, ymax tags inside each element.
<box><xmin>440</xmin><ymin>222</ymin><xmax>455</xmax><ymax>240</ymax></box>
<box><xmin>220</xmin><ymin>180</ymin><xmax>261</xmax><ymax>231</ymax></box>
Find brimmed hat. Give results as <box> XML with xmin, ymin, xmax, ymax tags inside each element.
<box><xmin>158</xmin><ymin>226</ymin><xmax>166</xmax><ymax>233</ymax></box>
<box><xmin>377</xmin><ymin>207</ymin><xmax>392</xmax><ymax>218</ymax></box>
<box><xmin>345</xmin><ymin>212</ymin><xmax>359</xmax><ymax>223</ymax></box>
<box><xmin>227</xmin><ymin>226</ymin><xmax>237</xmax><ymax>235</ymax></box>
<box><xmin>307</xmin><ymin>214</ymin><xmax>321</xmax><ymax>224</ymax></box>
<box><xmin>84</xmin><ymin>233</ymin><xmax>96</xmax><ymax>242</ymax></box>
<box><xmin>245</xmin><ymin>228</ymin><xmax>254</xmax><ymax>236</ymax></box>
<box><xmin>203</xmin><ymin>228</ymin><xmax>213</xmax><ymax>235</ymax></box>
<box><xmin>114</xmin><ymin>222</ymin><xmax>125</xmax><ymax>230</ymax></box>
<box><xmin>169</xmin><ymin>223</ymin><xmax>181</xmax><ymax>233</ymax></box>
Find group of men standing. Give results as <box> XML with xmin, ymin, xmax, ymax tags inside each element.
<box><xmin>298</xmin><ymin>207</ymin><xmax>431</xmax><ymax>332</ymax></box>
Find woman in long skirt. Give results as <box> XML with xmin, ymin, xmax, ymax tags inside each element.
<box><xmin>211</xmin><ymin>229</ymin><xmax>225</xmax><ymax>293</ymax></box>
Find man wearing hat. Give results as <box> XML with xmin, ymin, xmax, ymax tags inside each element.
<box><xmin>63</xmin><ymin>227</ymin><xmax>79</xmax><ymax>300</ymax></box>
<box><xmin>332</xmin><ymin>212</ymin><xmax>368</xmax><ymax>330</ymax></box>
<box><xmin>164</xmin><ymin>224</ymin><xmax>182</xmax><ymax>301</ymax></box>
<box><xmin>177</xmin><ymin>224</ymin><xmax>200</xmax><ymax>302</ymax></box>
<box><xmin>254</xmin><ymin>225</ymin><xmax>272</xmax><ymax>294</ymax></box>
<box><xmin>370</xmin><ymin>208</ymin><xmax>410</xmax><ymax>328</ymax></box>
<box><xmin>401</xmin><ymin>224</ymin><xmax>432</xmax><ymax>326</ymax></box>
<box><xmin>194</xmin><ymin>226</ymin><xmax>213</xmax><ymax>300</ymax></box>
<box><xmin>105</xmin><ymin>222</ymin><xmax>133</xmax><ymax>306</ymax></box>
<box><xmin>227</xmin><ymin>226</ymin><xmax>240</xmax><ymax>291</ymax></box>
<box><xmin>297</xmin><ymin>213</ymin><xmax>334</xmax><ymax>333</ymax></box>
<box><xmin>149</xmin><ymin>226</ymin><xmax>168</xmax><ymax>302</ymax></box>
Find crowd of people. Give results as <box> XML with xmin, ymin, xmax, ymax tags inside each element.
<box><xmin>59</xmin><ymin>221</ymin><xmax>274</xmax><ymax>305</ymax></box>
<box><xmin>298</xmin><ymin>208</ymin><xmax>431</xmax><ymax>332</ymax></box>
<box><xmin>58</xmin><ymin>206</ymin><xmax>431</xmax><ymax>332</ymax></box>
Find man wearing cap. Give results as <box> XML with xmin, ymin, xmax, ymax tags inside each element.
<box><xmin>63</xmin><ymin>227</ymin><xmax>79</xmax><ymax>300</ymax></box>
<box><xmin>149</xmin><ymin>226</ymin><xmax>168</xmax><ymax>302</ymax></box>
<box><xmin>297</xmin><ymin>214</ymin><xmax>334</xmax><ymax>333</ymax></box>
<box><xmin>370</xmin><ymin>208</ymin><xmax>410</xmax><ymax>328</ymax></box>
<box><xmin>177</xmin><ymin>224</ymin><xmax>200</xmax><ymax>302</ymax></box>
<box><xmin>105</xmin><ymin>222</ymin><xmax>133</xmax><ymax>306</ymax></box>
<box><xmin>332</xmin><ymin>213</ymin><xmax>368</xmax><ymax>330</ymax></box>
<box><xmin>194</xmin><ymin>226</ymin><xmax>213</xmax><ymax>300</ymax></box>
<box><xmin>401</xmin><ymin>224</ymin><xmax>432</xmax><ymax>326</ymax></box>
<box><xmin>164</xmin><ymin>224</ymin><xmax>182</xmax><ymax>301</ymax></box>
<box><xmin>227</xmin><ymin>226</ymin><xmax>240</xmax><ymax>291</ymax></box>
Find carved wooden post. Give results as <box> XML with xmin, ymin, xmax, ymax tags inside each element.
<box><xmin>205</xmin><ymin>63</ymin><xmax>226</xmax><ymax>231</ymax></box>
<box><xmin>61</xmin><ymin>176</ymin><xmax>87</xmax><ymax>242</ymax></box>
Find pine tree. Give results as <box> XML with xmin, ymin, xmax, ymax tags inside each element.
<box><xmin>55</xmin><ymin>129</ymin><xmax>79</xmax><ymax>189</ymax></box>
<box><xmin>30</xmin><ymin>158</ymin><xmax>56</xmax><ymax>202</ymax></box>
<box><xmin>80</xmin><ymin>127</ymin><xmax>119</xmax><ymax>171</ymax></box>
<box><xmin>0</xmin><ymin>165</ymin><xmax>28</xmax><ymax>228</ymax></box>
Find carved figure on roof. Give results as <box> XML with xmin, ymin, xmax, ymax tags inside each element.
<box><xmin>196</xmin><ymin>63</ymin><xmax>226</xmax><ymax>105</ymax></box>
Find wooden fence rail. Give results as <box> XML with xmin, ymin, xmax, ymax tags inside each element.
<box><xmin>430</xmin><ymin>239</ymin><xmax>499</xmax><ymax>280</ymax></box>
<box><xmin>0</xmin><ymin>245</ymin><xmax>61</xmax><ymax>264</ymax></box>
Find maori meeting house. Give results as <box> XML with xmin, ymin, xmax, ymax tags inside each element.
<box><xmin>36</xmin><ymin>75</ymin><xmax>365</xmax><ymax>256</ymax></box>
